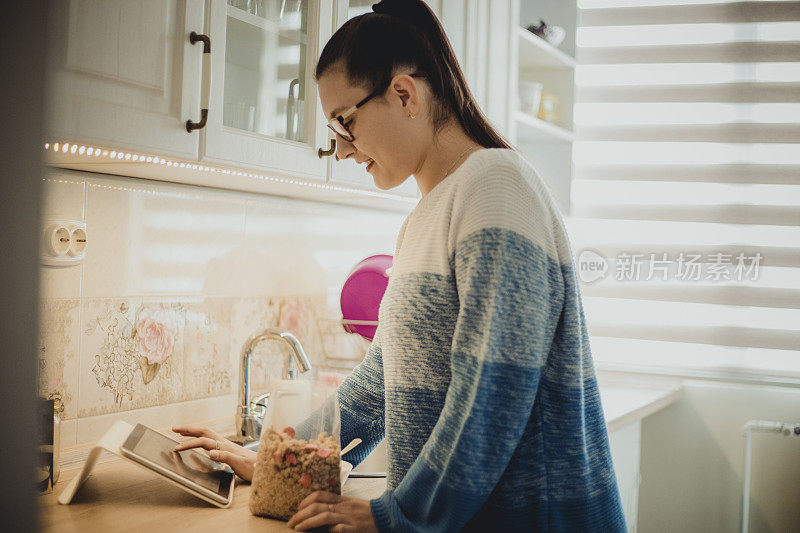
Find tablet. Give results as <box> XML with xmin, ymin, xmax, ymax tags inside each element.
<box><xmin>120</xmin><ymin>424</ymin><xmax>234</xmax><ymax>505</ymax></box>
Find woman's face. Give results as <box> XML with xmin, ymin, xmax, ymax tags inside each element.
<box><xmin>317</xmin><ymin>69</ymin><xmax>430</xmax><ymax>190</ymax></box>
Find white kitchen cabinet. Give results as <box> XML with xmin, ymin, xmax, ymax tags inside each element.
<box><xmin>201</xmin><ymin>0</ymin><xmax>333</xmax><ymax>182</ymax></box>
<box><xmin>45</xmin><ymin>0</ymin><xmax>206</xmax><ymax>159</ymax></box>
<box><xmin>44</xmin><ymin>0</ymin><xmax>515</xmax><ymax>206</ymax></box>
<box><xmin>608</xmin><ymin>420</ymin><xmax>642</xmax><ymax>532</ymax></box>
<box><xmin>46</xmin><ymin>0</ymin><xmax>337</xmax><ymax>183</ymax></box>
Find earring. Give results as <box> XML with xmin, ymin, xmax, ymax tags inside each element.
<box><xmin>408</xmin><ymin>113</ymin><xmax>416</xmax><ymax>119</ymax></box>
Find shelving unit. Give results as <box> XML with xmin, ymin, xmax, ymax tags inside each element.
<box><xmin>517</xmin><ymin>27</ymin><xmax>576</xmax><ymax>71</ymax></box>
<box><xmin>516</xmin><ymin>111</ymin><xmax>575</xmax><ymax>143</ymax></box>
<box><xmin>512</xmin><ymin>0</ymin><xmax>578</xmax><ymax>214</ymax></box>
<box><xmin>226</xmin><ymin>4</ymin><xmax>307</xmax><ymax>45</ymax></box>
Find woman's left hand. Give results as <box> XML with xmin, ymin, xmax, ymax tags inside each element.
<box><xmin>287</xmin><ymin>491</ymin><xmax>378</xmax><ymax>532</ymax></box>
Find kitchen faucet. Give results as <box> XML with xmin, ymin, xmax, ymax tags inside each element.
<box><xmin>232</xmin><ymin>328</ymin><xmax>312</xmax><ymax>446</ymax></box>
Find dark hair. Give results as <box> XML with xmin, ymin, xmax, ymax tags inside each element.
<box><xmin>315</xmin><ymin>0</ymin><xmax>511</xmax><ymax>149</ymax></box>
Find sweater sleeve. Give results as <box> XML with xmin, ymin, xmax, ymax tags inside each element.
<box><xmin>369</xmin><ymin>171</ymin><xmax>564</xmax><ymax>532</ymax></box>
<box><xmin>337</xmin><ymin>330</ymin><xmax>386</xmax><ymax>467</ymax></box>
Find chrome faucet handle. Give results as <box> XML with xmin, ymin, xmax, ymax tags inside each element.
<box><xmin>250</xmin><ymin>391</ymin><xmax>271</xmax><ymax>420</ymax></box>
<box><xmin>247</xmin><ymin>392</ymin><xmax>271</xmax><ymax>441</ymax></box>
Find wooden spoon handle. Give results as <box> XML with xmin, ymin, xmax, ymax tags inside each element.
<box><xmin>341</xmin><ymin>438</ymin><xmax>362</xmax><ymax>455</ymax></box>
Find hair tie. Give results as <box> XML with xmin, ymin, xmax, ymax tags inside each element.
<box><xmin>371</xmin><ymin>1</ymin><xmax>384</xmax><ymax>14</ymax></box>
<box><xmin>372</xmin><ymin>0</ymin><xmax>423</xmax><ymax>24</ymax></box>
<box><xmin>371</xmin><ymin>0</ymin><xmax>391</xmax><ymax>15</ymax></box>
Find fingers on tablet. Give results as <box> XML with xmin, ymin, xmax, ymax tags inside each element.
<box><xmin>173</xmin><ymin>436</ymin><xmax>215</xmax><ymax>451</ymax></box>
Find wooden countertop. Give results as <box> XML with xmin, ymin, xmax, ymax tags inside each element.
<box><xmin>42</xmin><ymin>382</ymin><xmax>682</xmax><ymax>531</ymax></box>
<box><xmin>41</xmin><ymin>458</ymin><xmax>387</xmax><ymax>532</ymax></box>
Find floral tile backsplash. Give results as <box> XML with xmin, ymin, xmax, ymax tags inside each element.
<box><xmin>40</xmin><ymin>293</ymin><xmax>341</xmax><ymax>434</ymax></box>
<box><xmin>38</xmin><ymin>299</ymin><xmax>80</xmax><ymax>419</ymax></box>
<box><xmin>46</xmin><ymin>295</ymin><xmax>326</xmax><ymax>419</ymax></box>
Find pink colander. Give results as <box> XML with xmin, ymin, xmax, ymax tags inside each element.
<box><xmin>340</xmin><ymin>254</ymin><xmax>393</xmax><ymax>341</ymax></box>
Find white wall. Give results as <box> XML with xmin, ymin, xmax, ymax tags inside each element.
<box><xmin>638</xmin><ymin>381</ymin><xmax>800</xmax><ymax>533</ymax></box>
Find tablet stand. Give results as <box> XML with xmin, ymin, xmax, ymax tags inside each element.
<box><xmin>57</xmin><ymin>421</ymin><xmax>233</xmax><ymax>508</ymax></box>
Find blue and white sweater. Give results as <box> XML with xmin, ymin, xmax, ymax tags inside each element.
<box><xmin>337</xmin><ymin>148</ymin><xmax>626</xmax><ymax>532</ymax></box>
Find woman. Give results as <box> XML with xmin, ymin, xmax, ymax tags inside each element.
<box><xmin>174</xmin><ymin>0</ymin><xmax>626</xmax><ymax>531</ymax></box>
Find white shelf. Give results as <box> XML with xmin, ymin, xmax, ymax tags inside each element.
<box><xmin>518</xmin><ymin>27</ymin><xmax>576</xmax><ymax>71</ymax></box>
<box><xmin>226</xmin><ymin>5</ymin><xmax>307</xmax><ymax>45</ymax></box>
<box><xmin>515</xmin><ymin>112</ymin><xmax>575</xmax><ymax>143</ymax></box>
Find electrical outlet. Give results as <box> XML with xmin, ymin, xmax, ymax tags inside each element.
<box><xmin>42</xmin><ymin>219</ymin><xmax>86</xmax><ymax>266</ymax></box>
<box><xmin>68</xmin><ymin>226</ymin><xmax>87</xmax><ymax>256</ymax></box>
<box><xmin>44</xmin><ymin>223</ymin><xmax>70</xmax><ymax>256</ymax></box>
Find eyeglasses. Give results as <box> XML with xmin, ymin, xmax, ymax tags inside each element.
<box><xmin>327</xmin><ymin>72</ymin><xmax>426</xmax><ymax>143</ymax></box>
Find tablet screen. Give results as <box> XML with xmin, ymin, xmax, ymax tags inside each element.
<box><xmin>121</xmin><ymin>424</ymin><xmax>232</xmax><ymax>496</ymax></box>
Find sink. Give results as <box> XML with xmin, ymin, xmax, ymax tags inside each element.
<box><xmin>226</xmin><ymin>435</ymin><xmax>260</xmax><ymax>451</ymax></box>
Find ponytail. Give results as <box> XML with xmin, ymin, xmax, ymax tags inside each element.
<box><xmin>315</xmin><ymin>0</ymin><xmax>511</xmax><ymax>150</ymax></box>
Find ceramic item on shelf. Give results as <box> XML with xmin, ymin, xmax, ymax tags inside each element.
<box><xmin>519</xmin><ymin>81</ymin><xmax>543</xmax><ymax>116</ymax></box>
<box><xmin>544</xmin><ymin>25</ymin><xmax>566</xmax><ymax>47</ymax></box>
<box><xmin>340</xmin><ymin>254</ymin><xmax>393</xmax><ymax>341</ymax></box>
<box><xmin>538</xmin><ymin>92</ymin><xmax>560</xmax><ymax>124</ymax></box>
<box><xmin>229</xmin><ymin>0</ymin><xmax>250</xmax><ymax>11</ymax></box>
<box><xmin>526</xmin><ymin>19</ymin><xmax>566</xmax><ymax>48</ymax></box>
<box><xmin>224</xmin><ymin>101</ymin><xmax>257</xmax><ymax>132</ymax></box>
<box><xmin>280</xmin><ymin>0</ymin><xmax>303</xmax><ymax>20</ymax></box>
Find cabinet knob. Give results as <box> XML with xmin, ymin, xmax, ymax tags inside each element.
<box><xmin>318</xmin><ymin>138</ymin><xmax>336</xmax><ymax>158</ymax></box>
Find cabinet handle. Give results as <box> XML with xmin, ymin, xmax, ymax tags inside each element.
<box><xmin>286</xmin><ymin>79</ymin><xmax>301</xmax><ymax>141</ymax></box>
<box><xmin>186</xmin><ymin>31</ymin><xmax>211</xmax><ymax>132</ymax></box>
<box><xmin>318</xmin><ymin>138</ymin><xmax>336</xmax><ymax>158</ymax></box>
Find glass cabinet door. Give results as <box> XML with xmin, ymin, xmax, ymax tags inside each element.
<box><xmin>223</xmin><ymin>0</ymin><xmax>308</xmax><ymax>140</ymax></box>
<box><xmin>343</xmin><ymin>0</ymin><xmax>371</xmax><ymax>18</ymax></box>
<box><xmin>204</xmin><ymin>0</ymin><xmax>332</xmax><ymax>181</ymax></box>
<box><xmin>327</xmin><ymin>0</ymin><xmax>421</xmax><ymax>198</ymax></box>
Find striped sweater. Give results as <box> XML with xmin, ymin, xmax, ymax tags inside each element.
<box><xmin>337</xmin><ymin>148</ymin><xmax>626</xmax><ymax>532</ymax></box>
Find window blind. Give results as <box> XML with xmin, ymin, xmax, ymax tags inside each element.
<box><xmin>569</xmin><ymin>0</ymin><xmax>800</xmax><ymax>382</ymax></box>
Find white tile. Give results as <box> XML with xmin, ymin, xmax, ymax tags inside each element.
<box><xmin>40</xmin><ymin>265</ymin><xmax>83</xmax><ymax>300</ymax></box>
<box><xmin>74</xmin><ymin>394</ymin><xmax>237</xmax><ymax>446</ymax></box>
<box><xmin>82</xmin><ymin>174</ymin><xmax>246</xmax><ymax>297</ymax></box>
<box><xmin>41</xmin><ymin>172</ymin><xmax>85</xmax><ymax>219</ymax></box>
<box><xmin>179</xmin><ymin>296</ymin><xmax>236</xmax><ymax>400</ymax></box>
<box><xmin>78</xmin><ymin>295</ymin><xmax>243</xmax><ymax>418</ymax></box>
<box><xmin>38</xmin><ymin>299</ymin><xmax>81</xmax><ymax>420</ymax></box>
<box><xmin>77</xmin><ymin>297</ymin><xmax>144</xmax><ymax>417</ymax></box>
<box><xmin>243</xmin><ymin>195</ymin><xmax>404</xmax><ymax>299</ymax></box>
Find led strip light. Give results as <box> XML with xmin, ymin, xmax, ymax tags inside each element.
<box><xmin>43</xmin><ymin>141</ymin><xmax>419</xmax><ymax>204</ymax></box>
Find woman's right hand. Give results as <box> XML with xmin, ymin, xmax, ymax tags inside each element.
<box><xmin>172</xmin><ymin>425</ymin><xmax>258</xmax><ymax>482</ymax></box>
